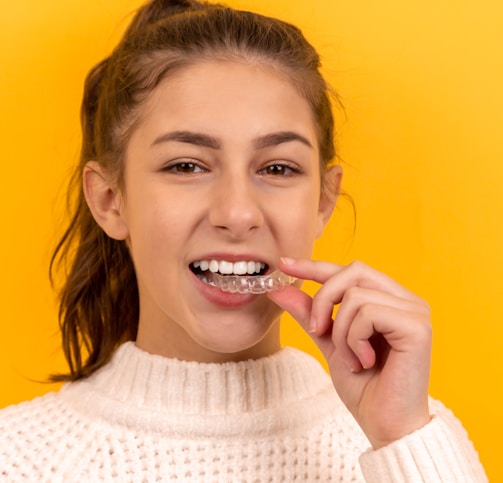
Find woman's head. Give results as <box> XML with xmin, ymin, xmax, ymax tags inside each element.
<box><xmin>52</xmin><ymin>0</ymin><xmax>340</xmax><ymax>380</ymax></box>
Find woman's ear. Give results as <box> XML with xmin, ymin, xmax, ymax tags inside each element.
<box><xmin>83</xmin><ymin>161</ymin><xmax>129</xmax><ymax>240</ymax></box>
<box><xmin>316</xmin><ymin>165</ymin><xmax>343</xmax><ymax>238</ymax></box>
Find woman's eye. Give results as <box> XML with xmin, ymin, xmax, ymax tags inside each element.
<box><xmin>164</xmin><ymin>161</ymin><xmax>206</xmax><ymax>174</ymax></box>
<box><xmin>259</xmin><ymin>163</ymin><xmax>299</xmax><ymax>176</ymax></box>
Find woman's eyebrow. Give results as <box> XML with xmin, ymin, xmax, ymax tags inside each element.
<box><xmin>253</xmin><ymin>131</ymin><xmax>313</xmax><ymax>149</ymax></box>
<box><xmin>151</xmin><ymin>130</ymin><xmax>312</xmax><ymax>150</ymax></box>
<box><xmin>152</xmin><ymin>130</ymin><xmax>221</xmax><ymax>149</ymax></box>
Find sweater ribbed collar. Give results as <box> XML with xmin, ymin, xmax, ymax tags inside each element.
<box><xmin>60</xmin><ymin>342</ymin><xmax>340</xmax><ymax>437</ymax></box>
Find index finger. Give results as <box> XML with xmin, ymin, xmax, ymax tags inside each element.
<box><xmin>280</xmin><ymin>258</ymin><xmax>418</xmax><ymax>301</ymax></box>
<box><xmin>278</xmin><ymin>257</ymin><xmax>345</xmax><ymax>284</ymax></box>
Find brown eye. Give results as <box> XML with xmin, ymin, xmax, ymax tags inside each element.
<box><xmin>259</xmin><ymin>162</ymin><xmax>299</xmax><ymax>176</ymax></box>
<box><xmin>266</xmin><ymin>165</ymin><xmax>287</xmax><ymax>175</ymax></box>
<box><xmin>175</xmin><ymin>162</ymin><xmax>198</xmax><ymax>173</ymax></box>
<box><xmin>163</xmin><ymin>160</ymin><xmax>206</xmax><ymax>174</ymax></box>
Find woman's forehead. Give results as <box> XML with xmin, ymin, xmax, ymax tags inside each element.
<box><xmin>130</xmin><ymin>60</ymin><xmax>319</xmax><ymax>148</ymax></box>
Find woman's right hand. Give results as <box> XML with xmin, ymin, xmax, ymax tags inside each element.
<box><xmin>267</xmin><ymin>258</ymin><xmax>432</xmax><ymax>449</ymax></box>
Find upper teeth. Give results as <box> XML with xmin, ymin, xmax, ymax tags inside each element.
<box><xmin>193</xmin><ymin>260</ymin><xmax>265</xmax><ymax>275</ymax></box>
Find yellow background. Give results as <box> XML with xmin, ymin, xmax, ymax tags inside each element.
<box><xmin>0</xmin><ymin>0</ymin><xmax>501</xmax><ymax>479</ymax></box>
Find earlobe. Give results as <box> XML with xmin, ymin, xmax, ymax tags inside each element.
<box><xmin>316</xmin><ymin>165</ymin><xmax>343</xmax><ymax>238</ymax></box>
<box><xmin>83</xmin><ymin>161</ymin><xmax>129</xmax><ymax>240</ymax></box>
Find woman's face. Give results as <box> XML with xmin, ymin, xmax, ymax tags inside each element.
<box><xmin>113</xmin><ymin>60</ymin><xmax>338</xmax><ymax>361</ymax></box>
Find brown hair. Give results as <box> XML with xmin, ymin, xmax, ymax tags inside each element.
<box><xmin>50</xmin><ymin>0</ymin><xmax>338</xmax><ymax>381</ymax></box>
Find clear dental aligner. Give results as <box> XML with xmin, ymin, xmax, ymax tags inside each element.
<box><xmin>207</xmin><ymin>270</ymin><xmax>297</xmax><ymax>294</ymax></box>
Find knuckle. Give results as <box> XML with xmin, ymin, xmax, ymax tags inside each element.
<box><xmin>406</xmin><ymin>311</ymin><xmax>432</xmax><ymax>339</ymax></box>
<box><xmin>414</xmin><ymin>320</ymin><xmax>433</xmax><ymax>345</ymax></box>
<box><xmin>421</xmin><ymin>315</ymin><xmax>433</xmax><ymax>335</ymax></box>
<box><xmin>348</xmin><ymin>260</ymin><xmax>366</xmax><ymax>273</ymax></box>
<box><xmin>358</xmin><ymin>302</ymin><xmax>376</xmax><ymax>319</ymax></box>
<box><xmin>422</xmin><ymin>300</ymin><xmax>431</xmax><ymax>316</ymax></box>
<box><xmin>413</xmin><ymin>298</ymin><xmax>431</xmax><ymax>317</ymax></box>
<box><xmin>342</xmin><ymin>286</ymin><xmax>362</xmax><ymax>304</ymax></box>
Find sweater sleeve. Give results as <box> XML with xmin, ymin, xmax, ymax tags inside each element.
<box><xmin>358</xmin><ymin>399</ymin><xmax>488</xmax><ymax>482</ymax></box>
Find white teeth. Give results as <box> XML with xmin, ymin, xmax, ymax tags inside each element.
<box><xmin>233</xmin><ymin>261</ymin><xmax>248</xmax><ymax>275</ymax></box>
<box><xmin>193</xmin><ymin>259</ymin><xmax>266</xmax><ymax>276</ymax></box>
<box><xmin>219</xmin><ymin>261</ymin><xmax>234</xmax><ymax>274</ymax></box>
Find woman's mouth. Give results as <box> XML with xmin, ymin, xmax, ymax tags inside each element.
<box><xmin>190</xmin><ymin>259</ymin><xmax>268</xmax><ymax>286</ymax></box>
<box><xmin>189</xmin><ymin>258</ymin><xmax>295</xmax><ymax>298</ymax></box>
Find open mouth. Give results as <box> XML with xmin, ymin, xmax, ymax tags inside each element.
<box><xmin>190</xmin><ymin>259</ymin><xmax>269</xmax><ymax>286</ymax></box>
<box><xmin>190</xmin><ymin>259</ymin><xmax>296</xmax><ymax>294</ymax></box>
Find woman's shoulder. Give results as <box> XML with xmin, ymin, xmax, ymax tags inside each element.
<box><xmin>0</xmin><ymin>390</ymin><xmax>75</xmax><ymax>449</ymax></box>
<box><xmin>0</xmin><ymin>392</ymin><xmax>70</xmax><ymax>448</ymax></box>
<box><xmin>0</xmin><ymin>391</ymin><xmax>61</xmax><ymax>429</ymax></box>
<box><xmin>0</xmin><ymin>390</ymin><xmax>82</xmax><ymax>477</ymax></box>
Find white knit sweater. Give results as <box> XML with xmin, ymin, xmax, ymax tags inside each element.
<box><xmin>0</xmin><ymin>343</ymin><xmax>487</xmax><ymax>482</ymax></box>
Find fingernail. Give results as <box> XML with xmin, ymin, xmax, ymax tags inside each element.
<box><xmin>280</xmin><ymin>257</ymin><xmax>295</xmax><ymax>265</ymax></box>
<box><xmin>308</xmin><ymin>317</ymin><xmax>317</xmax><ymax>334</ymax></box>
<box><xmin>345</xmin><ymin>360</ymin><xmax>363</xmax><ymax>373</ymax></box>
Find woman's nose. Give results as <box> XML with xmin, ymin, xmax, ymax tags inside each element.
<box><xmin>208</xmin><ymin>175</ymin><xmax>264</xmax><ymax>239</ymax></box>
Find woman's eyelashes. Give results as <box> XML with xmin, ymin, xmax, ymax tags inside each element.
<box><xmin>162</xmin><ymin>159</ymin><xmax>208</xmax><ymax>174</ymax></box>
<box><xmin>160</xmin><ymin>158</ymin><xmax>303</xmax><ymax>177</ymax></box>
<box><xmin>258</xmin><ymin>161</ymin><xmax>302</xmax><ymax>177</ymax></box>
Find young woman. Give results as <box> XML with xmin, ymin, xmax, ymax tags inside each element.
<box><xmin>0</xmin><ymin>0</ymin><xmax>487</xmax><ymax>481</ymax></box>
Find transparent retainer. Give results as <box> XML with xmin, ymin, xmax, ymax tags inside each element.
<box><xmin>207</xmin><ymin>270</ymin><xmax>297</xmax><ymax>294</ymax></box>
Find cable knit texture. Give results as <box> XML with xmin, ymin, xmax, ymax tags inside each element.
<box><xmin>0</xmin><ymin>343</ymin><xmax>487</xmax><ymax>482</ymax></box>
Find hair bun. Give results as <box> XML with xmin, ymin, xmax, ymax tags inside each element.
<box><xmin>124</xmin><ymin>0</ymin><xmax>205</xmax><ymax>37</ymax></box>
